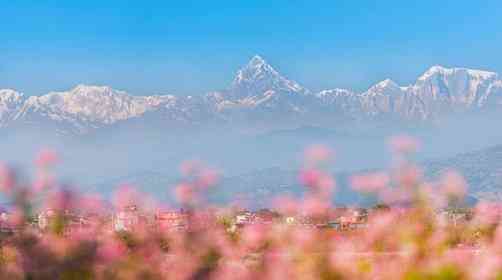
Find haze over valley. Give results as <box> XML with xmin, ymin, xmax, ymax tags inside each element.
<box><xmin>1</xmin><ymin>56</ymin><xmax>502</xmax><ymax>204</ymax></box>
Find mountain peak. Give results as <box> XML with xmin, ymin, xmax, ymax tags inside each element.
<box><xmin>376</xmin><ymin>79</ymin><xmax>398</xmax><ymax>88</ymax></box>
<box><xmin>70</xmin><ymin>84</ymin><xmax>121</xmax><ymax>95</ymax></box>
<box><xmin>0</xmin><ymin>89</ymin><xmax>24</xmax><ymax>99</ymax></box>
<box><xmin>227</xmin><ymin>55</ymin><xmax>307</xmax><ymax>99</ymax></box>
<box><xmin>419</xmin><ymin>65</ymin><xmax>498</xmax><ymax>81</ymax></box>
<box><xmin>248</xmin><ymin>55</ymin><xmax>267</xmax><ymax>67</ymax></box>
<box><xmin>236</xmin><ymin>55</ymin><xmax>278</xmax><ymax>80</ymax></box>
<box><xmin>364</xmin><ymin>79</ymin><xmax>402</xmax><ymax>96</ymax></box>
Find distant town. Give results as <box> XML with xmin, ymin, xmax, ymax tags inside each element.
<box><xmin>0</xmin><ymin>204</ymin><xmax>475</xmax><ymax>237</ymax></box>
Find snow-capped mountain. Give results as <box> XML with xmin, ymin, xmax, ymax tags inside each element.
<box><xmin>9</xmin><ymin>85</ymin><xmax>178</xmax><ymax>133</ymax></box>
<box><xmin>1</xmin><ymin>56</ymin><xmax>501</xmax><ymax>135</ymax></box>
<box><xmin>360</xmin><ymin>79</ymin><xmax>426</xmax><ymax>120</ymax></box>
<box><xmin>209</xmin><ymin>55</ymin><xmax>314</xmax><ymax>121</ymax></box>
<box><xmin>227</xmin><ymin>55</ymin><xmax>309</xmax><ymax>100</ymax></box>
<box><xmin>412</xmin><ymin>66</ymin><xmax>500</xmax><ymax>117</ymax></box>
<box><xmin>0</xmin><ymin>89</ymin><xmax>25</xmax><ymax>126</ymax></box>
<box><xmin>314</xmin><ymin>89</ymin><xmax>362</xmax><ymax>117</ymax></box>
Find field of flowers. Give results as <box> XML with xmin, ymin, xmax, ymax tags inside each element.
<box><xmin>0</xmin><ymin>136</ymin><xmax>501</xmax><ymax>280</ymax></box>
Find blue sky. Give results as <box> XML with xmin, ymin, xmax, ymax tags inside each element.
<box><xmin>1</xmin><ymin>0</ymin><xmax>502</xmax><ymax>96</ymax></box>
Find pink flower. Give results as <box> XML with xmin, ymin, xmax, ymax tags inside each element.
<box><xmin>299</xmin><ymin>169</ymin><xmax>322</xmax><ymax>187</ymax></box>
<box><xmin>97</xmin><ymin>238</ymin><xmax>127</xmax><ymax>263</ymax></box>
<box><xmin>299</xmin><ymin>169</ymin><xmax>334</xmax><ymax>194</ymax></box>
<box><xmin>0</xmin><ymin>164</ymin><xmax>15</xmax><ymax>193</ymax></box>
<box><xmin>440</xmin><ymin>170</ymin><xmax>467</xmax><ymax>198</ymax></box>
<box><xmin>113</xmin><ymin>185</ymin><xmax>139</xmax><ymax>209</ymax></box>
<box><xmin>273</xmin><ymin>196</ymin><xmax>299</xmax><ymax>215</ymax></box>
<box><xmin>194</xmin><ymin>168</ymin><xmax>219</xmax><ymax>189</ymax></box>
<box><xmin>291</xmin><ymin>227</ymin><xmax>317</xmax><ymax>248</ymax></box>
<box><xmin>471</xmin><ymin>252</ymin><xmax>502</xmax><ymax>280</ymax></box>
<box><xmin>395</xmin><ymin>164</ymin><xmax>422</xmax><ymax>187</ymax></box>
<box><xmin>34</xmin><ymin>148</ymin><xmax>59</xmax><ymax>168</ymax></box>
<box><xmin>6</xmin><ymin>207</ymin><xmax>25</xmax><ymax>228</ymax></box>
<box><xmin>301</xmin><ymin>195</ymin><xmax>330</xmax><ymax>217</ymax></box>
<box><xmin>46</xmin><ymin>189</ymin><xmax>74</xmax><ymax>211</ymax></box>
<box><xmin>304</xmin><ymin>144</ymin><xmax>333</xmax><ymax>165</ymax></box>
<box><xmin>175</xmin><ymin>183</ymin><xmax>195</xmax><ymax>204</ymax></box>
<box><xmin>379</xmin><ymin>187</ymin><xmax>412</xmax><ymax>206</ymax></box>
<box><xmin>475</xmin><ymin>201</ymin><xmax>501</xmax><ymax>225</ymax></box>
<box><xmin>351</xmin><ymin>172</ymin><xmax>390</xmax><ymax>193</ymax></box>
<box><xmin>241</xmin><ymin>223</ymin><xmax>268</xmax><ymax>248</ymax></box>
<box><xmin>33</xmin><ymin>170</ymin><xmax>56</xmax><ymax>192</ymax></box>
<box><xmin>79</xmin><ymin>193</ymin><xmax>105</xmax><ymax>214</ymax></box>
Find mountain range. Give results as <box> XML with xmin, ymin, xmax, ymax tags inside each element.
<box><xmin>1</xmin><ymin>55</ymin><xmax>501</xmax><ymax>134</ymax></box>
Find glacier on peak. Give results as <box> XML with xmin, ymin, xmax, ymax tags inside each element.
<box><xmin>227</xmin><ymin>55</ymin><xmax>308</xmax><ymax>100</ymax></box>
<box><xmin>418</xmin><ymin>65</ymin><xmax>498</xmax><ymax>81</ymax></box>
<box><xmin>0</xmin><ymin>89</ymin><xmax>25</xmax><ymax>126</ymax></box>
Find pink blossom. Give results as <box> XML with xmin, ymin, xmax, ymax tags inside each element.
<box><xmin>475</xmin><ymin>201</ymin><xmax>501</xmax><ymax>225</ymax></box>
<box><xmin>113</xmin><ymin>185</ymin><xmax>140</xmax><ymax>209</ymax></box>
<box><xmin>174</xmin><ymin>183</ymin><xmax>195</xmax><ymax>204</ymax></box>
<box><xmin>79</xmin><ymin>193</ymin><xmax>105</xmax><ymax>214</ymax></box>
<box><xmin>34</xmin><ymin>148</ymin><xmax>59</xmax><ymax>167</ymax></box>
<box><xmin>395</xmin><ymin>164</ymin><xmax>422</xmax><ymax>187</ymax></box>
<box><xmin>299</xmin><ymin>169</ymin><xmax>322</xmax><ymax>188</ymax></box>
<box><xmin>194</xmin><ymin>168</ymin><xmax>219</xmax><ymax>189</ymax></box>
<box><xmin>304</xmin><ymin>144</ymin><xmax>333</xmax><ymax>165</ymax></box>
<box><xmin>0</xmin><ymin>164</ymin><xmax>15</xmax><ymax>193</ymax></box>
<box><xmin>32</xmin><ymin>170</ymin><xmax>56</xmax><ymax>192</ymax></box>
<box><xmin>6</xmin><ymin>207</ymin><xmax>25</xmax><ymax>228</ymax></box>
<box><xmin>351</xmin><ymin>172</ymin><xmax>390</xmax><ymax>193</ymax></box>
<box><xmin>97</xmin><ymin>238</ymin><xmax>127</xmax><ymax>263</ymax></box>
<box><xmin>301</xmin><ymin>195</ymin><xmax>330</xmax><ymax>217</ymax></box>
<box><xmin>299</xmin><ymin>169</ymin><xmax>335</xmax><ymax>195</ymax></box>
<box><xmin>45</xmin><ymin>189</ymin><xmax>74</xmax><ymax>211</ymax></box>
<box><xmin>273</xmin><ymin>196</ymin><xmax>299</xmax><ymax>215</ymax></box>
<box><xmin>241</xmin><ymin>223</ymin><xmax>268</xmax><ymax>248</ymax></box>
<box><xmin>440</xmin><ymin>170</ymin><xmax>467</xmax><ymax>198</ymax></box>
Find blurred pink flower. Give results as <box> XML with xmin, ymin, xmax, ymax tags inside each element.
<box><xmin>0</xmin><ymin>164</ymin><xmax>15</xmax><ymax>193</ymax></box>
<box><xmin>299</xmin><ymin>169</ymin><xmax>335</xmax><ymax>195</ymax></box>
<box><xmin>273</xmin><ymin>196</ymin><xmax>299</xmax><ymax>215</ymax></box>
<box><xmin>440</xmin><ymin>170</ymin><xmax>467</xmax><ymax>198</ymax></box>
<box><xmin>34</xmin><ymin>148</ymin><xmax>59</xmax><ymax>168</ymax></box>
<box><xmin>379</xmin><ymin>187</ymin><xmax>412</xmax><ymax>205</ymax></box>
<box><xmin>6</xmin><ymin>207</ymin><xmax>25</xmax><ymax>228</ymax></box>
<box><xmin>79</xmin><ymin>193</ymin><xmax>105</xmax><ymax>214</ymax></box>
<box><xmin>291</xmin><ymin>227</ymin><xmax>316</xmax><ymax>248</ymax></box>
<box><xmin>301</xmin><ymin>195</ymin><xmax>329</xmax><ymax>217</ymax></box>
<box><xmin>475</xmin><ymin>201</ymin><xmax>501</xmax><ymax>225</ymax></box>
<box><xmin>194</xmin><ymin>168</ymin><xmax>219</xmax><ymax>189</ymax></box>
<box><xmin>175</xmin><ymin>183</ymin><xmax>195</xmax><ymax>204</ymax></box>
<box><xmin>97</xmin><ymin>238</ymin><xmax>127</xmax><ymax>263</ymax></box>
<box><xmin>113</xmin><ymin>185</ymin><xmax>140</xmax><ymax>209</ymax></box>
<box><xmin>299</xmin><ymin>169</ymin><xmax>322</xmax><ymax>188</ymax></box>
<box><xmin>351</xmin><ymin>172</ymin><xmax>390</xmax><ymax>193</ymax></box>
<box><xmin>396</xmin><ymin>164</ymin><xmax>422</xmax><ymax>187</ymax></box>
<box><xmin>242</xmin><ymin>223</ymin><xmax>268</xmax><ymax>248</ymax></box>
<box><xmin>46</xmin><ymin>189</ymin><xmax>74</xmax><ymax>211</ymax></box>
<box><xmin>304</xmin><ymin>144</ymin><xmax>333</xmax><ymax>165</ymax></box>
<box><xmin>472</xmin><ymin>252</ymin><xmax>502</xmax><ymax>280</ymax></box>
<box><xmin>32</xmin><ymin>170</ymin><xmax>56</xmax><ymax>192</ymax></box>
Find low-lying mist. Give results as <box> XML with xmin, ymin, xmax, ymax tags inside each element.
<box><xmin>1</xmin><ymin>112</ymin><xmax>501</xmax><ymax>203</ymax></box>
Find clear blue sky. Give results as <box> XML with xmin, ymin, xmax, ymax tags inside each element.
<box><xmin>1</xmin><ymin>0</ymin><xmax>502</xmax><ymax>96</ymax></box>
